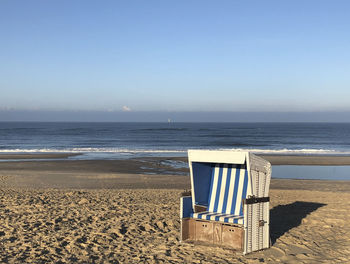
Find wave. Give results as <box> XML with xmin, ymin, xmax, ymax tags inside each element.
<box><xmin>216</xmin><ymin>148</ymin><xmax>343</xmax><ymax>155</ymax></box>
<box><xmin>0</xmin><ymin>148</ymin><xmax>187</xmax><ymax>153</ymax></box>
<box><xmin>131</xmin><ymin>128</ymin><xmax>190</xmax><ymax>132</ymax></box>
<box><xmin>0</xmin><ymin>147</ymin><xmax>349</xmax><ymax>155</ymax></box>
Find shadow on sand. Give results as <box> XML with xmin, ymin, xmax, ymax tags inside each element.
<box><xmin>270</xmin><ymin>201</ymin><xmax>326</xmax><ymax>244</ymax></box>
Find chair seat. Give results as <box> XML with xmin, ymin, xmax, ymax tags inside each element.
<box><xmin>191</xmin><ymin>211</ymin><xmax>244</xmax><ymax>224</ymax></box>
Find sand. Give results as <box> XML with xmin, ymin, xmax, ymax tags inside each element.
<box><xmin>1</xmin><ymin>155</ymin><xmax>350</xmax><ymax>263</ymax></box>
<box><xmin>0</xmin><ymin>157</ymin><xmax>190</xmax><ymax>189</ymax></box>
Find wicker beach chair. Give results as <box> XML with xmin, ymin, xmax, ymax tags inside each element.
<box><xmin>180</xmin><ymin>150</ymin><xmax>271</xmax><ymax>254</ymax></box>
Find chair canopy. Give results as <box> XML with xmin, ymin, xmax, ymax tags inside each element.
<box><xmin>188</xmin><ymin>150</ymin><xmax>271</xmax><ymax>210</ymax></box>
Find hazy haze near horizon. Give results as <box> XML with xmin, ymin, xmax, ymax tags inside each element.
<box><xmin>1</xmin><ymin>110</ymin><xmax>350</xmax><ymax>122</ymax></box>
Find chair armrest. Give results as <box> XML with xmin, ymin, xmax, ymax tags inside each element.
<box><xmin>180</xmin><ymin>196</ymin><xmax>193</xmax><ymax>218</ymax></box>
<box><xmin>243</xmin><ymin>196</ymin><xmax>269</xmax><ymax>205</ymax></box>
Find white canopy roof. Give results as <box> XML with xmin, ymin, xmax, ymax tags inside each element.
<box><xmin>188</xmin><ymin>150</ymin><xmax>248</xmax><ymax>164</ymax></box>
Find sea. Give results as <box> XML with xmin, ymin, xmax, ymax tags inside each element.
<box><xmin>1</xmin><ymin>122</ymin><xmax>350</xmax><ymax>180</ymax></box>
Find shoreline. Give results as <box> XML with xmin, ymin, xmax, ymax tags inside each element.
<box><xmin>2</xmin><ymin>152</ymin><xmax>350</xmax><ymax>165</ymax></box>
<box><xmin>0</xmin><ymin>153</ymin><xmax>82</xmax><ymax>160</ymax></box>
<box><xmin>1</xmin><ymin>157</ymin><xmax>350</xmax><ymax>189</ymax></box>
<box><xmin>1</xmin><ymin>153</ymin><xmax>350</xmax><ymax>189</ymax></box>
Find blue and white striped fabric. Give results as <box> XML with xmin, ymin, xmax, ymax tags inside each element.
<box><xmin>191</xmin><ymin>164</ymin><xmax>248</xmax><ymax>224</ymax></box>
<box><xmin>191</xmin><ymin>212</ymin><xmax>244</xmax><ymax>224</ymax></box>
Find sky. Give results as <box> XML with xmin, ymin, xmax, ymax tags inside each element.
<box><xmin>1</xmin><ymin>1</ymin><xmax>350</xmax><ymax>121</ymax></box>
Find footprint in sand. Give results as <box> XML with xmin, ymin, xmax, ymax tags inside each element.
<box><xmin>263</xmin><ymin>247</ymin><xmax>285</xmax><ymax>258</ymax></box>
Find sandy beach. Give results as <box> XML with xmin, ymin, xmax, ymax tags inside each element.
<box><xmin>1</xmin><ymin>155</ymin><xmax>350</xmax><ymax>263</ymax></box>
<box><xmin>4</xmin><ymin>0</ymin><xmax>350</xmax><ymax>262</ymax></box>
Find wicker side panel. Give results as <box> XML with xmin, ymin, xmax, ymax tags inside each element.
<box><xmin>263</xmin><ymin>202</ymin><xmax>270</xmax><ymax>249</ymax></box>
<box><xmin>249</xmin><ymin>153</ymin><xmax>271</xmax><ymax>173</ymax></box>
<box><xmin>244</xmin><ymin>202</ymin><xmax>252</xmax><ymax>254</ymax></box>
<box><xmin>249</xmin><ymin>153</ymin><xmax>272</xmax><ymax>197</ymax></box>
<box><xmin>258</xmin><ymin>171</ymin><xmax>266</xmax><ymax>198</ymax></box>
<box><xmin>251</xmin><ymin>203</ymin><xmax>259</xmax><ymax>252</ymax></box>
<box><xmin>243</xmin><ymin>201</ymin><xmax>270</xmax><ymax>254</ymax></box>
<box><xmin>250</xmin><ymin>169</ymin><xmax>259</xmax><ymax>197</ymax></box>
<box><xmin>264</xmin><ymin>168</ymin><xmax>271</xmax><ymax>197</ymax></box>
<box><xmin>250</xmin><ymin>169</ymin><xmax>271</xmax><ymax>198</ymax></box>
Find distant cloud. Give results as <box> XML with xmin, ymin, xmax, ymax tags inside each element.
<box><xmin>122</xmin><ymin>106</ymin><xmax>132</xmax><ymax>112</ymax></box>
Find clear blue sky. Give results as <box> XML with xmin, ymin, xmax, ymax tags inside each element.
<box><xmin>1</xmin><ymin>0</ymin><xmax>350</xmax><ymax>115</ymax></box>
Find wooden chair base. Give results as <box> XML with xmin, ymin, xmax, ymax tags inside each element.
<box><xmin>181</xmin><ymin>218</ymin><xmax>243</xmax><ymax>250</ymax></box>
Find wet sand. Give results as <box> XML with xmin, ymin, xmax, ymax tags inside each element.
<box><xmin>1</xmin><ymin>155</ymin><xmax>350</xmax><ymax>263</ymax></box>
<box><xmin>0</xmin><ymin>157</ymin><xmax>189</xmax><ymax>189</ymax></box>
<box><xmin>3</xmin><ymin>152</ymin><xmax>350</xmax><ymax>164</ymax></box>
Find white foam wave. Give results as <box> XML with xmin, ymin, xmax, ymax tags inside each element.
<box><xmin>0</xmin><ymin>147</ymin><xmax>348</xmax><ymax>155</ymax></box>
<box><xmin>0</xmin><ymin>148</ymin><xmax>187</xmax><ymax>154</ymax></box>
<box><xmin>217</xmin><ymin>148</ymin><xmax>342</xmax><ymax>155</ymax></box>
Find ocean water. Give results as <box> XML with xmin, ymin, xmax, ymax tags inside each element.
<box><xmin>1</xmin><ymin>122</ymin><xmax>350</xmax><ymax>159</ymax></box>
<box><xmin>273</xmin><ymin>166</ymin><xmax>350</xmax><ymax>181</ymax></box>
<box><xmin>1</xmin><ymin>122</ymin><xmax>350</xmax><ymax>180</ymax></box>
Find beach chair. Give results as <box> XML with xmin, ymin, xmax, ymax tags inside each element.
<box><xmin>180</xmin><ymin>150</ymin><xmax>271</xmax><ymax>254</ymax></box>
